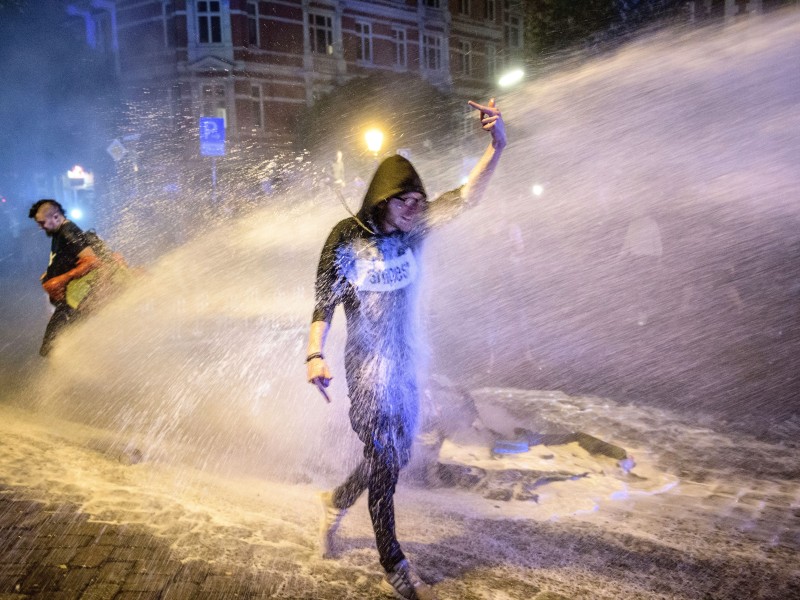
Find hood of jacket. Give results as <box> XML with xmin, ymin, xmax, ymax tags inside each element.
<box><xmin>356</xmin><ymin>154</ymin><xmax>427</xmax><ymax>227</ymax></box>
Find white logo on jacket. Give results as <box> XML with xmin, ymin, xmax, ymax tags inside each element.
<box><xmin>347</xmin><ymin>248</ymin><xmax>418</xmax><ymax>292</ymax></box>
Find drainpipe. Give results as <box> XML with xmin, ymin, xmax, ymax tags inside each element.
<box><xmin>91</xmin><ymin>0</ymin><xmax>121</xmax><ymax>78</ymax></box>
<box><xmin>66</xmin><ymin>4</ymin><xmax>97</xmax><ymax>49</ymax></box>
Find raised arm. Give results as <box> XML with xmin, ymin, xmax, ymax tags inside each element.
<box><xmin>462</xmin><ymin>98</ymin><xmax>507</xmax><ymax>207</ymax></box>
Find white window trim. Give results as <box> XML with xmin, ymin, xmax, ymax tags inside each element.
<box><xmin>505</xmin><ymin>13</ymin><xmax>523</xmax><ymax>50</ymax></box>
<box><xmin>198</xmin><ymin>82</ymin><xmax>228</xmax><ymax>124</ymax></box>
<box><xmin>459</xmin><ymin>40</ymin><xmax>472</xmax><ymax>76</ymax></box>
<box><xmin>422</xmin><ymin>33</ymin><xmax>443</xmax><ymax>71</ymax></box>
<box><xmin>485</xmin><ymin>0</ymin><xmax>496</xmax><ymax>21</ymax></box>
<box><xmin>250</xmin><ymin>84</ymin><xmax>264</xmax><ymax>130</ymax></box>
<box><xmin>355</xmin><ymin>21</ymin><xmax>373</xmax><ymax>63</ymax></box>
<box><xmin>247</xmin><ymin>0</ymin><xmax>260</xmax><ymax>48</ymax></box>
<box><xmin>486</xmin><ymin>43</ymin><xmax>497</xmax><ymax>78</ymax></box>
<box><xmin>196</xmin><ymin>0</ymin><xmax>223</xmax><ymax>45</ymax></box>
<box><xmin>308</xmin><ymin>11</ymin><xmax>334</xmax><ymax>55</ymax></box>
<box><xmin>392</xmin><ymin>26</ymin><xmax>407</xmax><ymax>69</ymax></box>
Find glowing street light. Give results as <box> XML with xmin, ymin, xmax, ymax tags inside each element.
<box><xmin>498</xmin><ymin>68</ymin><xmax>524</xmax><ymax>88</ymax></box>
<box><xmin>365</xmin><ymin>128</ymin><xmax>384</xmax><ymax>156</ymax></box>
<box><xmin>67</xmin><ymin>165</ymin><xmax>86</xmax><ymax>179</ymax></box>
<box><xmin>532</xmin><ymin>183</ymin><xmax>544</xmax><ymax>197</ymax></box>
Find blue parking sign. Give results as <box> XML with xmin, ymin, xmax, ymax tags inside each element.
<box><xmin>199</xmin><ymin>117</ymin><xmax>226</xmax><ymax>156</ymax></box>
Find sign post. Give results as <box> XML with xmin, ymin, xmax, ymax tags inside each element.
<box><xmin>199</xmin><ymin>117</ymin><xmax>225</xmax><ymax>205</ymax></box>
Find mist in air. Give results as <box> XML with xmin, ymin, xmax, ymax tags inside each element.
<box><xmin>0</xmin><ymin>8</ymin><xmax>798</xmax><ymax>600</ymax></box>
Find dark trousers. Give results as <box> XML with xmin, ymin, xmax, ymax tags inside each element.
<box><xmin>332</xmin><ymin>413</ymin><xmax>413</xmax><ymax>572</ymax></box>
<box><xmin>40</xmin><ymin>303</ymin><xmax>78</xmax><ymax>356</ymax></box>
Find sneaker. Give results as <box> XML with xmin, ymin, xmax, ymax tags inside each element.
<box><xmin>380</xmin><ymin>559</ymin><xmax>438</xmax><ymax>600</ymax></box>
<box><xmin>318</xmin><ymin>491</ymin><xmax>346</xmax><ymax>558</ymax></box>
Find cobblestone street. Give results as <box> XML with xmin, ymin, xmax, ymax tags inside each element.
<box><xmin>0</xmin><ymin>484</ymin><xmax>293</xmax><ymax>600</ymax></box>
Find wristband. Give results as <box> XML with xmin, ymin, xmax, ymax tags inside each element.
<box><xmin>305</xmin><ymin>352</ymin><xmax>324</xmax><ymax>363</ymax></box>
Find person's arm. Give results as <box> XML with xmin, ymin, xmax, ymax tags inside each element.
<box><xmin>422</xmin><ymin>98</ymin><xmax>507</xmax><ymax>230</ymax></box>
<box><xmin>42</xmin><ymin>247</ymin><xmax>100</xmax><ymax>303</ymax></box>
<box><xmin>306</xmin><ymin>224</ymin><xmax>345</xmax><ymax>403</ymax></box>
<box><xmin>462</xmin><ymin>98</ymin><xmax>507</xmax><ymax>207</ymax></box>
<box><xmin>306</xmin><ymin>320</ymin><xmax>332</xmax><ymax>403</ymax></box>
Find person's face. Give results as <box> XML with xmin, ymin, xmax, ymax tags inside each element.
<box><xmin>381</xmin><ymin>192</ymin><xmax>425</xmax><ymax>233</ymax></box>
<box><xmin>34</xmin><ymin>205</ymin><xmax>64</xmax><ymax>236</ymax></box>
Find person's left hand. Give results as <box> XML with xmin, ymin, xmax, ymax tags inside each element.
<box><xmin>42</xmin><ymin>275</ymin><xmax>69</xmax><ymax>303</ymax></box>
<box><xmin>468</xmin><ymin>98</ymin><xmax>507</xmax><ymax>149</ymax></box>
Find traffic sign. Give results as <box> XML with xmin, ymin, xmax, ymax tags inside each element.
<box><xmin>200</xmin><ymin>117</ymin><xmax>226</xmax><ymax>156</ymax></box>
<box><xmin>106</xmin><ymin>139</ymin><xmax>127</xmax><ymax>162</ymax></box>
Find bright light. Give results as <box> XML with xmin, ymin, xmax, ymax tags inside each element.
<box><xmin>498</xmin><ymin>68</ymin><xmax>524</xmax><ymax>88</ymax></box>
<box><xmin>67</xmin><ymin>165</ymin><xmax>86</xmax><ymax>179</ymax></box>
<box><xmin>532</xmin><ymin>184</ymin><xmax>544</xmax><ymax>197</ymax></box>
<box><xmin>365</xmin><ymin>129</ymin><xmax>384</xmax><ymax>154</ymax></box>
<box><xmin>70</xmin><ymin>208</ymin><xmax>83</xmax><ymax>220</ymax></box>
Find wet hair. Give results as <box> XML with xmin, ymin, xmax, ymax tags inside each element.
<box><xmin>28</xmin><ymin>199</ymin><xmax>64</xmax><ymax>220</ymax></box>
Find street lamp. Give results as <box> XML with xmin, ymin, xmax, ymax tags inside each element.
<box><xmin>498</xmin><ymin>68</ymin><xmax>524</xmax><ymax>88</ymax></box>
<box><xmin>364</xmin><ymin>128</ymin><xmax>384</xmax><ymax>157</ymax></box>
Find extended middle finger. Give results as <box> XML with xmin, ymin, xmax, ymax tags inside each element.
<box><xmin>469</xmin><ymin>101</ymin><xmax>499</xmax><ymax>116</ymax></box>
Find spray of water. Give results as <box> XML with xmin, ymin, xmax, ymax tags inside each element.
<box><xmin>6</xmin><ymin>9</ymin><xmax>800</xmax><ymax>491</ymax></box>
<box><xmin>1</xmin><ymin>11</ymin><xmax>799</xmax><ymax>600</ymax></box>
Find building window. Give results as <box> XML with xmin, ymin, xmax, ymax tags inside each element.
<box><xmin>504</xmin><ymin>13</ymin><xmax>523</xmax><ymax>50</ymax></box>
<box><xmin>423</xmin><ymin>0</ymin><xmax>441</xmax><ymax>8</ymax></box>
<box><xmin>422</xmin><ymin>34</ymin><xmax>442</xmax><ymax>71</ymax></box>
<box><xmin>486</xmin><ymin>43</ymin><xmax>497</xmax><ymax>78</ymax></box>
<box><xmin>485</xmin><ymin>0</ymin><xmax>496</xmax><ymax>21</ymax></box>
<box><xmin>197</xmin><ymin>1</ymin><xmax>222</xmax><ymax>44</ymax></box>
<box><xmin>459</xmin><ymin>0</ymin><xmax>471</xmax><ymax>16</ymax></box>
<box><xmin>458</xmin><ymin>40</ymin><xmax>472</xmax><ymax>76</ymax></box>
<box><xmin>249</xmin><ymin>84</ymin><xmax>264</xmax><ymax>129</ymax></box>
<box><xmin>355</xmin><ymin>21</ymin><xmax>372</xmax><ymax>63</ymax></box>
<box><xmin>201</xmin><ymin>83</ymin><xmax>227</xmax><ymax>121</ymax></box>
<box><xmin>392</xmin><ymin>27</ymin><xmax>407</xmax><ymax>68</ymax></box>
<box><xmin>247</xmin><ymin>1</ymin><xmax>259</xmax><ymax>47</ymax></box>
<box><xmin>309</xmin><ymin>12</ymin><xmax>333</xmax><ymax>55</ymax></box>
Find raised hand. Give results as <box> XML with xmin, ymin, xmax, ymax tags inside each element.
<box><xmin>468</xmin><ymin>98</ymin><xmax>507</xmax><ymax>150</ymax></box>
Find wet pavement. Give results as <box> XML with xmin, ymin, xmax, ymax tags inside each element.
<box><xmin>0</xmin><ymin>482</ymin><xmax>571</xmax><ymax>600</ymax></box>
<box><xmin>0</xmin><ymin>483</ymin><xmax>286</xmax><ymax>600</ymax></box>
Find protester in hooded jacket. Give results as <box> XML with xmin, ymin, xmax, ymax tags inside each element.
<box><xmin>305</xmin><ymin>99</ymin><xmax>506</xmax><ymax>600</ymax></box>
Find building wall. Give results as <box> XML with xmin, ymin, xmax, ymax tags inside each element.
<box><xmin>99</xmin><ymin>0</ymin><xmax>517</xmax><ymax>153</ymax></box>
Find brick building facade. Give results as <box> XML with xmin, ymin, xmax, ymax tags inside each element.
<box><xmin>74</xmin><ymin>0</ymin><xmax>525</xmax><ymax>154</ymax></box>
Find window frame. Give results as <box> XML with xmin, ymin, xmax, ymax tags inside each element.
<box><xmin>246</xmin><ymin>1</ymin><xmax>260</xmax><ymax>47</ymax></box>
<box><xmin>486</xmin><ymin>43</ymin><xmax>497</xmax><ymax>78</ymax></box>
<box><xmin>422</xmin><ymin>34</ymin><xmax>443</xmax><ymax>71</ymax></box>
<box><xmin>504</xmin><ymin>13</ymin><xmax>523</xmax><ymax>50</ymax></box>
<box><xmin>249</xmin><ymin>84</ymin><xmax>264</xmax><ymax>130</ymax></box>
<box><xmin>485</xmin><ymin>0</ymin><xmax>496</xmax><ymax>21</ymax></box>
<box><xmin>458</xmin><ymin>40</ymin><xmax>472</xmax><ymax>76</ymax></box>
<box><xmin>200</xmin><ymin>82</ymin><xmax>227</xmax><ymax>123</ymax></box>
<box><xmin>392</xmin><ymin>26</ymin><xmax>407</xmax><ymax>69</ymax></box>
<box><xmin>355</xmin><ymin>21</ymin><xmax>373</xmax><ymax>63</ymax></box>
<box><xmin>308</xmin><ymin>12</ymin><xmax>334</xmax><ymax>55</ymax></box>
<box><xmin>197</xmin><ymin>0</ymin><xmax>222</xmax><ymax>45</ymax></box>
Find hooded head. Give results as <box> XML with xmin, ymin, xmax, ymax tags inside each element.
<box><xmin>357</xmin><ymin>154</ymin><xmax>427</xmax><ymax>229</ymax></box>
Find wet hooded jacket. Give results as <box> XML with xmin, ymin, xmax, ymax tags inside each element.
<box><xmin>312</xmin><ymin>154</ymin><xmax>464</xmax><ymax>444</ymax></box>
